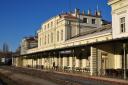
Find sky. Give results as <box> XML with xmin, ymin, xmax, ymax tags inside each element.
<box><xmin>0</xmin><ymin>0</ymin><xmax>111</xmax><ymax>52</ymax></box>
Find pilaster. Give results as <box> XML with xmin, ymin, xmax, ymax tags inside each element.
<box><xmin>90</xmin><ymin>46</ymin><xmax>97</xmax><ymax>76</ymax></box>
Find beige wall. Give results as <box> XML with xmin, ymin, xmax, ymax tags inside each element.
<box><xmin>108</xmin><ymin>0</ymin><xmax>128</xmax><ymax>39</ymax></box>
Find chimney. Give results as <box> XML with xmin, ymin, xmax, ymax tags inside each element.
<box><xmin>75</xmin><ymin>8</ymin><xmax>80</xmax><ymax>17</ymax></box>
<box><xmin>59</xmin><ymin>14</ymin><xmax>61</xmax><ymax>18</ymax></box>
<box><xmin>97</xmin><ymin>11</ymin><xmax>101</xmax><ymax>16</ymax></box>
<box><xmin>95</xmin><ymin>10</ymin><xmax>98</xmax><ymax>16</ymax></box>
<box><xmin>61</xmin><ymin>10</ymin><xmax>64</xmax><ymax>14</ymax></box>
<box><xmin>88</xmin><ymin>9</ymin><xmax>91</xmax><ymax>15</ymax></box>
<box><xmin>82</xmin><ymin>10</ymin><xmax>85</xmax><ymax>15</ymax></box>
<box><xmin>69</xmin><ymin>11</ymin><xmax>72</xmax><ymax>14</ymax></box>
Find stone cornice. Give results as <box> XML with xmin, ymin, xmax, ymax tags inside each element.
<box><xmin>108</xmin><ymin>0</ymin><xmax>120</xmax><ymax>5</ymax></box>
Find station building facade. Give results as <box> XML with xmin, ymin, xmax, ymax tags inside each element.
<box><xmin>13</xmin><ymin>0</ymin><xmax>128</xmax><ymax>79</ymax></box>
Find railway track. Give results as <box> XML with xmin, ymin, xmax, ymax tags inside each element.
<box><xmin>0</xmin><ymin>66</ymin><xmax>127</xmax><ymax>85</ymax></box>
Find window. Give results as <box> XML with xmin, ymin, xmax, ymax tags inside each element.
<box><xmin>48</xmin><ymin>24</ymin><xmax>49</xmax><ymax>28</ymax></box>
<box><xmin>51</xmin><ymin>32</ymin><xmax>53</xmax><ymax>43</ymax></box>
<box><xmin>57</xmin><ymin>31</ymin><xmax>59</xmax><ymax>41</ymax></box>
<box><xmin>61</xmin><ymin>30</ymin><xmax>63</xmax><ymax>41</ymax></box>
<box><xmin>83</xmin><ymin>18</ymin><xmax>88</xmax><ymax>23</ymax></box>
<box><xmin>67</xmin><ymin>20</ymin><xmax>71</xmax><ymax>25</ymax></box>
<box><xmin>57</xmin><ymin>19</ymin><xmax>59</xmax><ymax>24</ymax></box>
<box><xmin>48</xmin><ymin>34</ymin><xmax>49</xmax><ymax>44</ymax></box>
<box><xmin>45</xmin><ymin>35</ymin><xmax>46</xmax><ymax>44</ymax></box>
<box><xmin>51</xmin><ymin>22</ymin><xmax>53</xmax><ymax>27</ymax></box>
<box><xmin>120</xmin><ymin>17</ymin><xmax>125</xmax><ymax>33</ymax></box>
<box><xmin>67</xmin><ymin>57</ymin><xmax>69</xmax><ymax>66</ymax></box>
<box><xmin>42</xmin><ymin>37</ymin><xmax>43</xmax><ymax>45</ymax></box>
<box><xmin>40</xmin><ymin>38</ymin><xmax>41</xmax><ymax>46</ymax></box>
<box><xmin>92</xmin><ymin>19</ymin><xmax>96</xmax><ymax>24</ymax></box>
<box><xmin>44</xmin><ymin>25</ymin><xmax>46</xmax><ymax>30</ymax></box>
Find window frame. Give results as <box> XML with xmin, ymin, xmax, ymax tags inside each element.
<box><xmin>61</xmin><ymin>30</ymin><xmax>63</xmax><ymax>41</ymax></box>
<box><xmin>48</xmin><ymin>34</ymin><xmax>49</xmax><ymax>44</ymax></box>
<box><xmin>92</xmin><ymin>19</ymin><xmax>96</xmax><ymax>24</ymax></box>
<box><xmin>83</xmin><ymin>18</ymin><xmax>88</xmax><ymax>23</ymax></box>
<box><xmin>120</xmin><ymin>17</ymin><xmax>125</xmax><ymax>33</ymax></box>
<box><xmin>51</xmin><ymin>32</ymin><xmax>53</xmax><ymax>43</ymax></box>
<box><xmin>57</xmin><ymin>31</ymin><xmax>59</xmax><ymax>42</ymax></box>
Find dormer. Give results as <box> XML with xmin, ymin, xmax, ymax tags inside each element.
<box><xmin>108</xmin><ymin>0</ymin><xmax>128</xmax><ymax>39</ymax></box>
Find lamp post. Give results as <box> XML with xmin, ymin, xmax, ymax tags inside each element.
<box><xmin>123</xmin><ymin>43</ymin><xmax>126</xmax><ymax>80</ymax></box>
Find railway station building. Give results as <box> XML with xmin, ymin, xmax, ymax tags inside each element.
<box><xmin>13</xmin><ymin>0</ymin><xmax>128</xmax><ymax>79</ymax></box>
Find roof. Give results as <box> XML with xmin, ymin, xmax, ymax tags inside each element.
<box><xmin>108</xmin><ymin>0</ymin><xmax>112</xmax><ymax>1</ymax></box>
<box><xmin>60</xmin><ymin>12</ymin><xmax>101</xmax><ymax>19</ymax></box>
<box><xmin>61</xmin><ymin>14</ymin><xmax>77</xmax><ymax>19</ymax></box>
<box><xmin>24</xmin><ymin>36</ymin><xmax>38</xmax><ymax>42</ymax></box>
<box><xmin>42</xmin><ymin>9</ymin><xmax>102</xmax><ymax>25</ymax></box>
<box><xmin>69</xmin><ymin>24</ymin><xmax>112</xmax><ymax>39</ymax></box>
